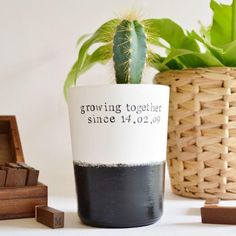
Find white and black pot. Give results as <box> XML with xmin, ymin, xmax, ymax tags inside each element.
<box><xmin>68</xmin><ymin>84</ymin><xmax>169</xmax><ymax>228</ymax></box>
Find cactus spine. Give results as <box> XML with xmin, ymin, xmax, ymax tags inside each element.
<box><xmin>113</xmin><ymin>20</ymin><xmax>147</xmax><ymax>84</ymax></box>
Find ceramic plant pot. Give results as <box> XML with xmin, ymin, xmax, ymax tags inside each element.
<box><xmin>68</xmin><ymin>84</ymin><xmax>169</xmax><ymax>228</ymax></box>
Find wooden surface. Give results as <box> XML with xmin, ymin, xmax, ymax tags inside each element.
<box><xmin>0</xmin><ymin>183</ymin><xmax>47</xmax><ymax>220</ymax></box>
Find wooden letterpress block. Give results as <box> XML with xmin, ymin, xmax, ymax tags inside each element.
<box><xmin>2</xmin><ymin>167</ymin><xmax>27</xmax><ymax>187</ymax></box>
<box><xmin>3</xmin><ymin>167</ymin><xmax>18</xmax><ymax>187</ymax></box>
<box><xmin>15</xmin><ymin>168</ymin><xmax>27</xmax><ymax>186</ymax></box>
<box><xmin>36</xmin><ymin>206</ymin><xmax>64</xmax><ymax>228</ymax></box>
<box><xmin>26</xmin><ymin>169</ymin><xmax>39</xmax><ymax>186</ymax></box>
<box><xmin>201</xmin><ymin>206</ymin><xmax>236</xmax><ymax>225</ymax></box>
<box><xmin>0</xmin><ymin>170</ymin><xmax>6</xmax><ymax>187</ymax></box>
<box><xmin>18</xmin><ymin>162</ymin><xmax>39</xmax><ymax>186</ymax></box>
<box><xmin>205</xmin><ymin>198</ymin><xmax>219</xmax><ymax>205</ymax></box>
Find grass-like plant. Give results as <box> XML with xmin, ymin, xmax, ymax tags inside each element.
<box><xmin>65</xmin><ymin>0</ymin><xmax>236</xmax><ymax>97</ymax></box>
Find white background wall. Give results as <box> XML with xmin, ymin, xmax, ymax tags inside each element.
<box><xmin>0</xmin><ymin>0</ymin><xmax>228</xmax><ymax>196</ymax></box>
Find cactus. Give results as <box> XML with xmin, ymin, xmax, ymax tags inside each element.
<box><xmin>113</xmin><ymin>20</ymin><xmax>147</xmax><ymax>84</ymax></box>
<box><xmin>64</xmin><ymin>16</ymin><xmax>198</xmax><ymax>98</ymax></box>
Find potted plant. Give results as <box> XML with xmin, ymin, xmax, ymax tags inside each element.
<box><xmin>65</xmin><ymin>16</ymin><xmax>170</xmax><ymax>227</ymax></box>
<box><xmin>154</xmin><ymin>0</ymin><xmax>236</xmax><ymax>199</ymax></box>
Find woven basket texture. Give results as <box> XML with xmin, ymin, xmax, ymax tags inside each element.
<box><xmin>155</xmin><ymin>67</ymin><xmax>236</xmax><ymax>199</ymax></box>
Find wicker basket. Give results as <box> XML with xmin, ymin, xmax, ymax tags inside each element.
<box><xmin>155</xmin><ymin>67</ymin><xmax>236</xmax><ymax>199</ymax></box>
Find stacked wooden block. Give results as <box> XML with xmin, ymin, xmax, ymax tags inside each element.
<box><xmin>0</xmin><ymin>116</ymin><xmax>47</xmax><ymax>220</ymax></box>
<box><xmin>0</xmin><ymin>162</ymin><xmax>39</xmax><ymax>187</ymax></box>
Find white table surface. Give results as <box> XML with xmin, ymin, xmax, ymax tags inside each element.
<box><xmin>0</xmin><ymin>175</ymin><xmax>236</xmax><ymax>236</ymax></box>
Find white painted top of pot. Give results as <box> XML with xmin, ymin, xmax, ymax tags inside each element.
<box><xmin>68</xmin><ymin>84</ymin><xmax>169</xmax><ymax>166</ymax></box>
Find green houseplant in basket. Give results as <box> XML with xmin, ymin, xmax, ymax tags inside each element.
<box><xmin>65</xmin><ymin>16</ymin><xmax>171</xmax><ymax>227</ymax></box>
<box><xmin>155</xmin><ymin>0</ymin><xmax>236</xmax><ymax>199</ymax></box>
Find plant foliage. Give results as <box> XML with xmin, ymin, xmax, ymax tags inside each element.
<box><xmin>65</xmin><ymin>0</ymin><xmax>236</xmax><ymax>97</ymax></box>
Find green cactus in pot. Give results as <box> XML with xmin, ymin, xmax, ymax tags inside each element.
<box><xmin>64</xmin><ymin>17</ymin><xmax>147</xmax><ymax>97</ymax></box>
<box><xmin>64</xmin><ymin>15</ymin><xmax>201</xmax><ymax>98</ymax></box>
<box><xmin>65</xmin><ymin>1</ymin><xmax>236</xmax><ymax>97</ymax></box>
<box><xmin>113</xmin><ymin>19</ymin><xmax>147</xmax><ymax>84</ymax></box>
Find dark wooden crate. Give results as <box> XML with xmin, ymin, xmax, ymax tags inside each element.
<box><xmin>0</xmin><ymin>116</ymin><xmax>48</xmax><ymax>220</ymax></box>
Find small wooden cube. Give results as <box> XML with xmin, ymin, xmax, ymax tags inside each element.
<box><xmin>36</xmin><ymin>206</ymin><xmax>64</xmax><ymax>229</ymax></box>
<box><xmin>205</xmin><ymin>198</ymin><xmax>219</xmax><ymax>205</ymax></box>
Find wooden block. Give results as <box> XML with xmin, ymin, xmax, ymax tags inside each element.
<box><xmin>2</xmin><ymin>167</ymin><xmax>27</xmax><ymax>187</ymax></box>
<box><xmin>15</xmin><ymin>168</ymin><xmax>27</xmax><ymax>186</ymax></box>
<box><xmin>205</xmin><ymin>198</ymin><xmax>219</xmax><ymax>205</ymax></box>
<box><xmin>0</xmin><ymin>183</ymin><xmax>47</xmax><ymax>220</ymax></box>
<box><xmin>18</xmin><ymin>162</ymin><xmax>39</xmax><ymax>186</ymax></box>
<box><xmin>3</xmin><ymin>167</ymin><xmax>18</xmax><ymax>187</ymax></box>
<box><xmin>201</xmin><ymin>206</ymin><xmax>236</xmax><ymax>225</ymax></box>
<box><xmin>0</xmin><ymin>170</ymin><xmax>6</xmax><ymax>187</ymax></box>
<box><xmin>36</xmin><ymin>206</ymin><xmax>64</xmax><ymax>228</ymax></box>
<box><xmin>26</xmin><ymin>169</ymin><xmax>39</xmax><ymax>186</ymax></box>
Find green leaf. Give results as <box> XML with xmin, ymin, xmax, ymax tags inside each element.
<box><xmin>210</xmin><ymin>0</ymin><xmax>236</xmax><ymax>46</ymax></box>
<box><xmin>147</xmin><ymin>51</ymin><xmax>184</xmax><ymax>71</ymax></box>
<box><xmin>190</xmin><ymin>30</ymin><xmax>224</xmax><ymax>62</ymax></box>
<box><xmin>64</xmin><ymin>43</ymin><xmax>113</xmax><ymax>99</ymax></box>
<box><xmin>198</xmin><ymin>21</ymin><xmax>211</xmax><ymax>41</ymax></box>
<box><xmin>64</xmin><ymin>19</ymin><xmax>120</xmax><ymax>98</ymax></box>
<box><xmin>64</xmin><ymin>61</ymin><xmax>80</xmax><ymax>100</ymax></box>
<box><xmin>165</xmin><ymin>57</ymin><xmax>184</xmax><ymax>70</ymax></box>
<box><xmin>162</xmin><ymin>49</ymin><xmax>193</xmax><ymax>65</ymax></box>
<box><xmin>142</xmin><ymin>18</ymin><xmax>200</xmax><ymax>51</ymax></box>
<box><xmin>147</xmin><ymin>51</ymin><xmax>169</xmax><ymax>72</ymax></box>
<box><xmin>76</xmin><ymin>18</ymin><xmax>120</xmax><ymax>70</ymax></box>
<box><xmin>162</xmin><ymin>48</ymin><xmax>223</xmax><ymax>68</ymax></box>
<box><xmin>76</xmin><ymin>34</ymin><xmax>91</xmax><ymax>48</ymax></box>
<box><xmin>222</xmin><ymin>40</ymin><xmax>236</xmax><ymax>66</ymax></box>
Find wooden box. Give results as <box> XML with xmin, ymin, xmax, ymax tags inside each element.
<box><xmin>0</xmin><ymin>116</ymin><xmax>47</xmax><ymax>220</ymax></box>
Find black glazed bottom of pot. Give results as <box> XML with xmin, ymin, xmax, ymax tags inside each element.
<box><xmin>74</xmin><ymin>161</ymin><xmax>165</xmax><ymax>228</ymax></box>
<box><xmin>79</xmin><ymin>215</ymin><xmax>162</xmax><ymax>228</ymax></box>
